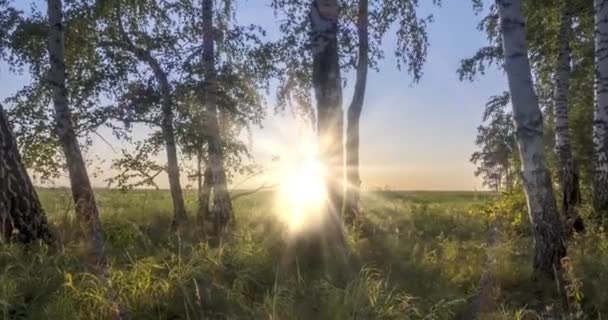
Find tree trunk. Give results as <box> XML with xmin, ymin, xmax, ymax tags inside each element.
<box><xmin>156</xmin><ymin>66</ymin><xmax>187</xmax><ymax>229</ymax></box>
<box><xmin>114</xmin><ymin>6</ymin><xmax>188</xmax><ymax>229</ymax></box>
<box><xmin>49</xmin><ymin>2</ymin><xmax>127</xmax><ymax>318</ymax></box>
<box><xmin>197</xmin><ymin>155</ymin><xmax>212</xmax><ymax>223</ymax></box>
<box><xmin>162</xmin><ymin>111</ymin><xmax>188</xmax><ymax>229</ymax></box>
<box><xmin>505</xmin><ymin>166</ymin><xmax>513</xmax><ymax>191</ymax></box>
<box><xmin>594</xmin><ymin>0</ymin><xmax>608</xmax><ymax>219</ymax></box>
<box><xmin>495</xmin><ymin>0</ymin><xmax>566</xmax><ymax>278</ymax></box>
<box><xmin>0</xmin><ymin>105</ymin><xmax>52</xmax><ymax>244</ymax></box>
<box><xmin>555</xmin><ymin>0</ymin><xmax>584</xmax><ymax>234</ymax></box>
<box><xmin>344</xmin><ymin>0</ymin><xmax>368</xmax><ymax>225</ymax></box>
<box><xmin>311</xmin><ymin>0</ymin><xmax>345</xmax><ymax>221</ymax></box>
<box><xmin>202</xmin><ymin>0</ymin><xmax>234</xmax><ymax>236</ymax></box>
<box><xmin>47</xmin><ymin>0</ymin><xmax>109</xmax><ymax>271</ymax></box>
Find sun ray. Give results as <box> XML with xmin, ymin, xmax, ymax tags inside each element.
<box><xmin>272</xmin><ymin>129</ymin><xmax>329</xmax><ymax>236</ymax></box>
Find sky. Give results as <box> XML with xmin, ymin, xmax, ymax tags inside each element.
<box><xmin>0</xmin><ymin>0</ymin><xmax>506</xmax><ymax>191</ymax></box>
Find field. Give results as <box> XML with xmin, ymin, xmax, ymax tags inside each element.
<box><xmin>1</xmin><ymin>189</ymin><xmax>608</xmax><ymax>319</ymax></box>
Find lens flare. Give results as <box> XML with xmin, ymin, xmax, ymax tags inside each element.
<box><xmin>273</xmin><ymin>132</ymin><xmax>329</xmax><ymax>235</ymax></box>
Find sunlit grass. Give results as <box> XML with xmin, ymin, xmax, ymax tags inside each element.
<box><xmin>1</xmin><ymin>189</ymin><xmax>607</xmax><ymax>319</ymax></box>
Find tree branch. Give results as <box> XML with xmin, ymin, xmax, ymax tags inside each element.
<box><xmin>231</xmin><ymin>184</ymin><xmax>277</xmax><ymax>201</ymax></box>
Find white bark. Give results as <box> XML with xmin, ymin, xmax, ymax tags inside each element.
<box><xmin>496</xmin><ymin>0</ymin><xmax>566</xmax><ymax>277</ymax></box>
<box><xmin>311</xmin><ymin>0</ymin><xmax>345</xmax><ymax>218</ymax></box>
<box><xmin>202</xmin><ymin>0</ymin><xmax>234</xmax><ymax>235</ymax></box>
<box><xmin>555</xmin><ymin>0</ymin><xmax>583</xmax><ymax>232</ymax></box>
<box><xmin>48</xmin><ymin>0</ymin><xmax>108</xmax><ymax>270</ymax></box>
<box><xmin>48</xmin><ymin>1</ymin><xmax>126</xmax><ymax>317</ymax></box>
<box><xmin>594</xmin><ymin>0</ymin><xmax>608</xmax><ymax>213</ymax></box>
<box><xmin>555</xmin><ymin>0</ymin><xmax>572</xmax><ymax>165</ymax></box>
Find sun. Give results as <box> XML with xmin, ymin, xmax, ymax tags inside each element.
<box><xmin>274</xmin><ymin>133</ymin><xmax>329</xmax><ymax>235</ymax></box>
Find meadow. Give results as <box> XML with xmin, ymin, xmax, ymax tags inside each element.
<box><xmin>1</xmin><ymin>189</ymin><xmax>608</xmax><ymax>319</ymax></box>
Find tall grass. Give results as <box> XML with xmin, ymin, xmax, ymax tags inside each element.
<box><xmin>0</xmin><ymin>189</ymin><xmax>606</xmax><ymax>319</ymax></box>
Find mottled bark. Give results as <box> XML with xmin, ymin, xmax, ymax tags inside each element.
<box><xmin>344</xmin><ymin>0</ymin><xmax>368</xmax><ymax>224</ymax></box>
<box><xmin>311</xmin><ymin>0</ymin><xmax>345</xmax><ymax>219</ymax></box>
<box><xmin>496</xmin><ymin>0</ymin><xmax>566</xmax><ymax>278</ymax></box>
<box><xmin>0</xmin><ymin>105</ymin><xmax>52</xmax><ymax>244</ymax></box>
<box><xmin>594</xmin><ymin>0</ymin><xmax>608</xmax><ymax>218</ymax></box>
<box><xmin>555</xmin><ymin>0</ymin><xmax>584</xmax><ymax>233</ymax></box>
<box><xmin>47</xmin><ymin>0</ymin><xmax>109</xmax><ymax>270</ymax></box>
<box><xmin>202</xmin><ymin>0</ymin><xmax>233</xmax><ymax>236</ymax></box>
<box><xmin>114</xmin><ymin>8</ymin><xmax>188</xmax><ymax>228</ymax></box>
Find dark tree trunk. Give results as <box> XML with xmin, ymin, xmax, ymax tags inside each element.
<box><xmin>344</xmin><ymin>0</ymin><xmax>368</xmax><ymax>225</ymax></box>
<box><xmin>496</xmin><ymin>0</ymin><xmax>566</xmax><ymax>278</ymax></box>
<box><xmin>307</xmin><ymin>0</ymin><xmax>349</xmax><ymax>255</ymax></box>
<box><xmin>157</xmin><ymin>73</ymin><xmax>187</xmax><ymax>229</ymax></box>
<box><xmin>0</xmin><ymin>105</ymin><xmax>52</xmax><ymax>244</ymax></box>
<box><xmin>202</xmin><ymin>0</ymin><xmax>234</xmax><ymax>236</ymax></box>
<box><xmin>311</xmin><ymin>0</ymin><xmax>345</xmax><ymax>221</ymax></box>
<box><xmin>554</xmin><ymin>0</ymin><xmax>584</xmax><ymax>234</ymax></box>
<box><xmin>114</xmin><ymin>5</ymin><xmax>188</xmax><ymax>229</ymax></box>
<box><xmin>162</xmin><ymin>119</ymin><xmax>189</xmax><ymax>229</ymax></box>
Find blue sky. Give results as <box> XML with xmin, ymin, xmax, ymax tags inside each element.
<box><xmin>0</xmin><ymin>0</ymin><xmax>505</xmax><ymax>190</ymax></box>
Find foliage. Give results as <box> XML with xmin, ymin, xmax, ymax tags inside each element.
<box><xmin>94</xmin><ymin>0</ymin><xmax>275</xmax><ymax>189</ymax></box>
<box><xmin>1</xmin><ymin>0</ymin><xmax>130</xmax><ymax>181</ymax></box>
<box><xmin>464</xmin><ymin>0</ymin><xmax>596</xmax><ymax>199</ymax></box>
<box><xmin>270</xmin><ymin>0</ymin><xmax>437</xmax><ymax>121</ymax></box>
<box><xmin>470</xmin><ymin>92</ymin><xmax>517</xmax><ymax>192</ymax></box>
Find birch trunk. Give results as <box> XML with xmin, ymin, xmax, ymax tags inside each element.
<box><xmin>49</xmin><ymin>5</ymin><xmax>128</xmax><ymax>316</ymax></box>
<box><xmin>311</xmin><ymin>0</ymin><xmax>345</xmax><ymax>222</ymax></box>
<box><xmin>161</xmin><ymin>90</ymin><xmax>188</xmax><ymax>229</ymax></box>
<box><xmin>47</xmin><ymin>0</ymin><xmax>109</xmax><ymax>271</ymax></box>
<box><xmin>496</xmin><ymin>0</ymin><xmax>566</xmax><ymax>278</ymax></box>
<box><xmin>114</xmin><ymin>11</ymin><xmax>188</xmax><ymax>228</ymax></box>
<box><xmin>202</xmin><ymin>0</ymin><xmax>233</xmax><ymax>236</ymax></box>
<box><xmin>555</xmin><ymin>0</ymin><xmax>584</xmax><ymax>233</ymax></box>
<box><xmin>0</xmin><ymin>105</ymin><xmax>52</xmax><ymax>244</ymax></box>
<box><xmin>344</xmin><ymin>0</ymin><xmax>368</xmax><ymax>224</ymax></box>
<box><xmin>594</xmin><ymin>0</ymin><xmax>608</xmax><ymax>218</ymax></box>
<box><xmin>197</xmin><ymin>154</ymin><xmax>212</xmax><ymax>223</ymax></box>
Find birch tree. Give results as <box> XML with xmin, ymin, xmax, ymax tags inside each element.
<box><xmin>0</xmin><ymin>2</ymin><xmax>52</xmax><ymax>244</ymax></box>
<box><xmin>2</xmin><ymin>0</ymin><xmax>131</xmax><ymax>186</ymax></box>
<box><xmin>555</xmin><ymin>0</ymin><xmax>584</xmax><ymax>232</ymax></box>
<box><xmin>344</xmin><ymin>0</ymin><xmax>368</xmax><ymax>222</ymax></box>
<box><xmin>495</xmin><ymin>0</ymin><xmax>566</xmax><ymax>277</ymax></box>
<box><xmin>0</xmin><ymin>104</ymin><xmax>52</xmax><ymax>244</ymax></box>
<box><xmin>471</xmin><ymin>92</ymin><xmax>517</xmax><ymax>192</ymax></box>
<box><xmin>594</xmin><ymin>0</ymin><xmax>608</xmax><ymax>219</ymax></box>
<box><xmin>273</xmin><ymin>0</ymin><xmax>433</xmax><ymax>225</ymax></box>
<box><xmin>46</xmin><ymin>8</ymin><xmax>129</xmax><ymax>318</ymax></box>
<box><xmin>48</xmin><ymin>3</ymin><xmax>127</xmax><ymax>316</ymax></box>
<box><xmin>201</xmin><ymin>0</ymin><xmax>234</xmax><ymax>235</ymax></box>
<box><xmin>99</xmin><ymin>1</ymin><xmax>189</xmax><ymax>228</ymax></box>
<box><xmin>311</xmin><ymin>0</ymin><xmax>345</xmax><ymax>227</ymax></box>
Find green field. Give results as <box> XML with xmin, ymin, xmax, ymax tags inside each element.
<box><xmin>1</xmin><ymin>190</ymin><xmax>607</xmax><ymax>319</ymax></box>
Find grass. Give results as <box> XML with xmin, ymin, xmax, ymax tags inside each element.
<box><xmin>1</xmin><ymin>189</ymin><xmax>607</xmax><ymax>319</ymax></box>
